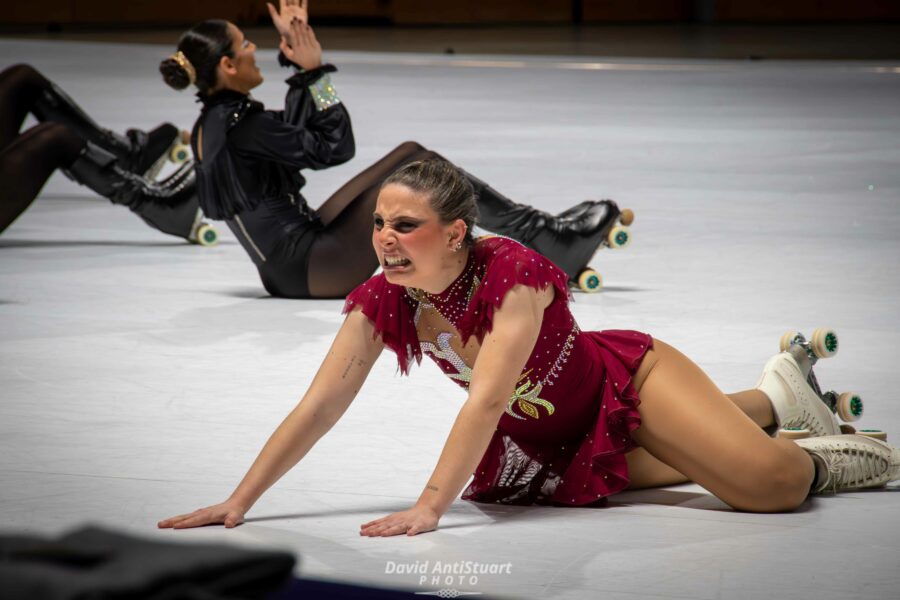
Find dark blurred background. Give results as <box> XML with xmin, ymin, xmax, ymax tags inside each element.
<box><xmin>3</xmin><ymin>0</ymin><xmax>900</xmax><ymax>59</ymax></box>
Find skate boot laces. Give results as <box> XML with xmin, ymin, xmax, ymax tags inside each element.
<box><xmin>798</xmin><ymin>435</ymin><xmax>900</xmax><ymax>493</ymax></box>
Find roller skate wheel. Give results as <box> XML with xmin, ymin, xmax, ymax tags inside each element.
<box><xmin>607</xmin><ymin>225</ymin><xmax>631</xmax><ymax>249</ymax></box>
<box><xmin>195</xmin><ymin>224</ymin><xmax>219</xmax><ymax>247</ymax></box>
<box><xmin>577</xmin><ymin>269</ymin><xmax>603</xmax><ymax>293</ymax></box>
<box><xmin>836</xmin><ymin>392</ymin><xmax>863</xmax><ymax>422</ymax></box>
<box><xmin>169</xmin><ymin>143</ymin><xmax>191</xmax><ymax>164</ymax></box>
<box><xmin>857</xmin><ymin>429</ymin><xmax>887</xmax><ymax>442</ymax></box>
<box><xmin>810</xmin><ymin>328</ymin><xmax>838</xmax><ymax>358</ymax></box>
<box><xmin>779</xmin><ymin>427</ymin><xmax>811</xmax><ymax>440</ymax></box>
<box><xmin>779</xmin><ymin>330</ymin><xmax>804</xmax><ymax>352</ymax></box>
<box><xmin>619</xmin><ymin>208</ymin><xmax>635</xmax><ymax>226</ymax></box>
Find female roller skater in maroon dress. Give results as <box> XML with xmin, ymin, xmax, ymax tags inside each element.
<box><xmin>0</xmin><ymin>64</ymin><xmax>213</xmax><ymax>243</ymax></box>
<box><xmin>159</xmin><ymin>159</ymin><xmax>899</xmax><ymax>535</ymax></box>
<box><xmin>159</xmin><ymin>1</ymin><xmax>622</xmax><ymax>299</ymax></box>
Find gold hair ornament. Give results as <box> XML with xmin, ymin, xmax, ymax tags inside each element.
<box><xmin>171</xmin><ymin>51</ymin><xmax>197</xmax><ymax>85</ymax></box>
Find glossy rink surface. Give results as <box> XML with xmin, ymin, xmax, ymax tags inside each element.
<box><xmin>1</xmin><ymin>39</ymin><xmax>899</xmax><ymax>600</ymax></box>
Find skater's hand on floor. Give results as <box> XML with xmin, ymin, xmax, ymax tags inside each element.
<box><xmin>157</xmin><ymin>501</ymin><xmax>246</xmax><ymax>530</ymax></box>
<box><xmin>360</xmin><ymin>505</ymin><xmax>439</xmax><ymax>537</ymax></box>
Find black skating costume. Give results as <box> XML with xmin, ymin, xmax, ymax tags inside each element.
<box><xmin>193</xmin><ymin>59</ymin><xmax>623</xmax><ymax>298</ymax></box>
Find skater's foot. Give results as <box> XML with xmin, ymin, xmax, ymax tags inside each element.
<box><xmin>525</xmin><ymin>200</ymin><xmax>623</xmax><ymax>278</ymax></box>
<box><xmin>556</xmin><ymin>200</ymin><xmax>598</xmax><ymax>221</ymax></box>
<box><xmin>129</xmin><ymin>123</ymin><xmax>181</xmax><ymax>178</ymax></box>
<box><xmin>796</xmin><ymin>434</ymin><xmax>900</xmax><ymax>493</ymax></box>
<box><xmin>756</xmin><ymin>352</ymin><xmax>841</xmax><ymax>437</ymax></box>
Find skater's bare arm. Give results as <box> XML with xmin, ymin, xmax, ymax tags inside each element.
<box><xmin>158</xmin><ymin>308</ymin><xmax>383</xmax><ymax>529</ymax></box>
<box><xmin>360</xmin><ymin>284</ymin><xmax>552</xmax><ymax>537</ymax></box>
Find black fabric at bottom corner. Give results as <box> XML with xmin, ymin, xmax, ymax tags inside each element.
<box><xmin>0</xmin><ymin>524</ymin><xmax>295</xmax><ymax>600</ymax></box>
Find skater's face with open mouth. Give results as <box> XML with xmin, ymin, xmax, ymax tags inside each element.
<box><xmin>373</xmin><ymin>184</ymin><xmax>468</xmax><ymax>293</ymax></box>
<box><xmin>219</xmin><ymin>23</ymin><xmax>263</xmax><ymax>94</ymax></box>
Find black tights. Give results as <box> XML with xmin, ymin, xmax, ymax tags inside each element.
<box><xmin>305</xmin><ymin>141</ymin><xmax>442</xmax><ymax>297</ymax></box>
<box><xmin>0</xmin><ymin>64</ymin><xmax>85</xmax><ymax>234</ymax></box>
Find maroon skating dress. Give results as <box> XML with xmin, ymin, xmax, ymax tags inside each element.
<box><xmin>343</xmin><ymin>236</ymin><xmax>652</xmax><ymax>506</ymax></box>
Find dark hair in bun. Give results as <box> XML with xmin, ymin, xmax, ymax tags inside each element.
<box><xmin>159</xmin><ymin>19</ymin><xmax>234</xmax><ymax>95</ymax></box>
<box><xmin>159</xmin><ymin>56</ymin><xmax>191</xmax><ymax>91</ymax></box>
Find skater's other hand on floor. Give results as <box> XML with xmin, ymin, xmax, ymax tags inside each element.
<box><xmin>158</xmin><ymin>500</ymin><xmax>246</xmax><ymax>529</ymax></box>
<box><xmin>359</xmin><ymin>505</ymin><xmax>440</xmax><ymax>537</ymax></box>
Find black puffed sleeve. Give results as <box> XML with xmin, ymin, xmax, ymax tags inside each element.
<box><xmin>228</xmin><ymin>64</ymin><xmax>354</xmax><ymax>171</ymax></box>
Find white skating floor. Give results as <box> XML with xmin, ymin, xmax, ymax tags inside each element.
<box><xmin>1</xmin><ymin>38</ymin><xmax>899</xmax><ymax>599</ymax></box>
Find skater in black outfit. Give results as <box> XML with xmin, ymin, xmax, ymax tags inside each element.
<box><xmin>161</xmin><ymin>2</ymin><xmax>623</xmax><ymax>298</ymax></box>
<box><xmin>0</xmin><ymin>63</ymin><xmax>213</xmax><ymax>243</ymax></box>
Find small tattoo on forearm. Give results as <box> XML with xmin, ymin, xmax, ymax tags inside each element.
<box><xmin>426</xmin><ymin>485</ymin><xmax>439</xmax><ymax>492</ymax></box>
<box><xmin>341</xmin><ymin>354</ymin><xmax>357</xmax><ymax>379</ymax></box>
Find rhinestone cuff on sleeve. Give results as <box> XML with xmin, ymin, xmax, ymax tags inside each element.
<box><xmin>309</xmin><ymin>73</ymin><xmax>341</xmax><ymax>111</ymax></box>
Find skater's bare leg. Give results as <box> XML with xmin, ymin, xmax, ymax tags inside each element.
<box><xmin>726</xmin><ymin>390</ymin><xmax>775</xmax><ymax>429</ymax></box>
<box><xmin>626</xmin><ymin>340</ymin><xmax>814</xmax><ymax>511</ymax></box>
<box><xmin>625</xmin><ymin>448</ymin><xmax>690</xmax><ymax>489</ymax></box>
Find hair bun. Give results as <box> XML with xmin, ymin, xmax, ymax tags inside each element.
<box><xmin>159</xmin><ymin>57</ymin><xmax>191</xmax><ymax>91</ymax></box>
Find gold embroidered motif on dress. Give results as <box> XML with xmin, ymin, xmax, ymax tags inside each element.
<box><xmin>507</xmin><ymin>378</ymin><xmax>555</xmax><ymax>421</ymax></box>
<box><xmin>419</xmin><ymin>331</ymin><xmax>556</xmax><ymax>421</ymax></box>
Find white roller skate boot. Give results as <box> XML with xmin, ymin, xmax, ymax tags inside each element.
<box><xmin>795</xmin><ymin>434</ymin><xmax>900</xmax><ymax>493</ymax></box>
<box><xmin>755</xmin><ymin>351</ymin><xmax>841</xmax><ymax>437</ymax></box>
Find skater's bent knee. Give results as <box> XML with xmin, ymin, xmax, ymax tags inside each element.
<box><xmin>395</xmin><ymin>141</ymin><xmax>426</xmax><ymax>155</ymax></box>
<box><xmin>729</xmin><ymin>445</ymin><xmax>813</xmax><ymax>512</ymax></box>
<box><xmin>4</xmin><ymin>63</ymin><xmax>37</xmax><ymax>78</ymax></box>
<box><xmin>731</xmin><ymin>486</ymin><xmax>808</xmax><ymax>513</ymax></box>
<box><xmin>2</xmin><ymin>63</ymin><xmax>44</xmax><ymax>87</ymax></box>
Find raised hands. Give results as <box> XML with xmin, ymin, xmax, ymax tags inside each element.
<box><xmin>359</xmin><ymin>505</ymin><xmax>440</xmax><ymax>537</ymax></box>
<box><xmin>267</xmin><ymin>0</ymin><xmax>322</xmax><ymax>71</ymax></box>
<box><xmin>279</xmin><ymin>19</ymin><xmax>323</xmax><ymax>71</ymax></box>
<box><xmin>157</xmin><ymin>500</ymin><xmax>246</xmax><ymax>530</ymax></box>
<box><xmin>267</xmin><ymin>0</ymin><xmax>309</xmax><ymax>39</ymax></box>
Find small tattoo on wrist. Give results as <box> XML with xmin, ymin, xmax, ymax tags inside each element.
<box><xmin>426</xmin><ymin>485</ymin><xmax>439</xmax><ymax>492</ymax></box>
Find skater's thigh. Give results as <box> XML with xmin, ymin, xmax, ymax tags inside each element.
<box><xmin>633</xmin><ymin>339</ymin><xmax>770</xmax><ymax>465</ymax></box>
<box><xmin>630</xmin><ymin>340</ymin><xmax>806</xmax><ymax>508</ymax></box>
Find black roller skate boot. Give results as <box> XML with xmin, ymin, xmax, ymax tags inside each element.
<box><xmin>31</xmin><ymin>80</ymin><xmax>189</xmax><ymax>179</ymax></box>
<box><xmin>555</xmin><ymin>200</ymin><xmax>598</xmax><ymax>221</ymax></box>
<box><xmin>63</xmin><ymin>143</ymin><xmax>218</xmax><ymax>245</ymax></box>
<box><xmin>466</xmin><ymin>173</ymin><xmax>633</xmax><ymax>292</ymax></box>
